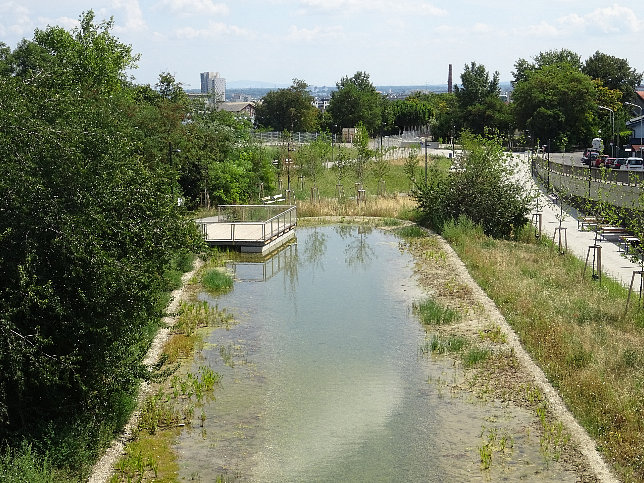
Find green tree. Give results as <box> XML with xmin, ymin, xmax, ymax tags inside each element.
<box><xmin>582</xmin><ymin>51</ymin><xmax>643</xmax><ymax>104</ymax></box>
<box><xmin>326</xmin><ymin>71</ymin><xmax>383</xmax><ymax>135</ymax></box>
<box><xmin>454</xmin><ymin>62</ymin><xmax>509</xmax><ymax>135</ymax></box>
<box><xmin>0</xmin><ymin>11</ymin><xmax>201</xmax><ymax>474</ymax></box>
<box><xmin>513</xmin><ymin>48</ymin><xmax>583</xmax><ymax>85</ymax></box>
<box><xmin>511</xmin><ymin>63</ymin><xmax>597</xmax><ymax>148</ymax></box>
<box><xmin>413</xmin><ymin>132</ymin><xmax>531</xmax><ymax>238</ymax></box>
<box><xmin>254</xmin><ymin>78</ymin><xmax>319</xmax><ymax>132</ymax></box>
<box><xmin>390</xmin><ymin>97</ymin><xmax>433</xmax><ymax>133</ymax></box>
<box><xmin>352</xmin><ymin>123</ymin><xmax>373</xmax><ymax>182</ymax></box>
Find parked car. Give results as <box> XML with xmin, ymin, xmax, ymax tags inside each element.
<box><xmin>593</xmin><ymin>155</ymin><xmax>609</xmax><ymax>167</ymax></box>
<box><xmin>581</xmin><ymin>150</ymin><xmax>599</xmax><ymax>165</ymax></box>
<box><xmin>613</xmin><ymin>158</ymin><xmax>629</xmax><ymax>169</ymax></box>
<box><xmin>604</xmin><ymin>157</ymin><xmax>616</xmax><ymax>169</ymax></box>
<box><xmin>619</xmin><ymin>157</ymin><xmax>644</xmax><ymax>170</ymax></box>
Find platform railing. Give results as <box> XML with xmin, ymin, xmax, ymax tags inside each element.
<box><xmin>200</xmin><ymin>205</ymin><xmax>296</xmax><ymax>243</ymax></box>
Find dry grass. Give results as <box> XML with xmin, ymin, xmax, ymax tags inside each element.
<box><xmin>444</xmin><ymin>221</ymin><xmax>644</xmax><ymax>482</ymax></box>
<box><xmin>296</xmin><ymin>194</ymin><xmax>417</xmax><ymax>219</ymax></box>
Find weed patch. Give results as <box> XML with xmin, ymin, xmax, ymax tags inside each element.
<box><xmin>463</xmin><ymin>346</ymin><xmax>491</xmax><ymax>367</ymax></box>
<box><xmin>202</xmin><ymin>268</ymin><xmax>233</xmax><ymax>294</ymax></box>
<box><xmin>413</xmin><ymin>298</ymin><xmax>460</xmax><ymax>326</ymax></box>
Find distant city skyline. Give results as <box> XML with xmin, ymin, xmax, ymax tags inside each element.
<box><xmin>2</xmin><ymin>1</ymin><xmax>643</xmax><ymax>89</ymax></box>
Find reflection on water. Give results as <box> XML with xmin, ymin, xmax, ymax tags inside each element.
<box><xmin>176</xmin><ymin>226</ymin><xmax>580</xmax><ymax>482</ymax></box>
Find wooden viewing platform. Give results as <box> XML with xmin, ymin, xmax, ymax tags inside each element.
<box><xmin>196</xmin><ymin>205</ymin><xmax>296</xmax><ymax>254</ymax></box>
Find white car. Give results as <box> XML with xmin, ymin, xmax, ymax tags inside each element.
<box><xmin>619</xmin><ymin>157</ymin><xmax>644</xmax><ymax>170</ymax></box>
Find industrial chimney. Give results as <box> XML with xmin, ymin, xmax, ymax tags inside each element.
<box><xmin>448</xmin><ymin>64</ymin><xmax>453</xmax><ymax>94</ymax></box>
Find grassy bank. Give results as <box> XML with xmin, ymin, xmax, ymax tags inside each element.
<box><xmin>440</xmin><ymin>219</ymin><xmax>644</xmax><ymax>482</ymax></box>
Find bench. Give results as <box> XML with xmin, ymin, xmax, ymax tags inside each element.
<box><xmin>599</xmin><ymin>225</ymin><xmax>627</xmax><ymax>237</ymax></box>
<box><xmin>578</xmin><ymin>217</ymin><xmax>600</xmax><ymax>230</ymax></box>
<box><xmin>619</xmin><ymin>235</ymin><xmax>641</xmax><ymax>254</ymax></box>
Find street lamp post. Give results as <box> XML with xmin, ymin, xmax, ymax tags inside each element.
<box><xmin>625</xmin><ymin>101</ymin><xmax>643</xmax><ymax>157</ymax></box>
<box><xmin>598</xmin><ymin>105</ymin><xmax>615</xmax><ymax>157</ymax></box>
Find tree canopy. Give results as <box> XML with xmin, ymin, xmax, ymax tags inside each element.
<box><xmin>511</xmin><ymin>62</ymin><xmax>597</xmax><ymax>148</ymax></box>
<box><xmin>326</xmin><ymin>71</ymin><xmax>383</xmax><ymax>135</ymax></box>
<box><xmin>454</xmin><ymin>62</ymin><xmax>510</xmax><ymax>135</ymax></box>
<box><xmin>254</xmin><ymin>78</ymin><xmax>319</xmax><ymax>132</ymax></box>
<box><xmin>582</xmin><ymin>51</ymin><xmax>643</xmax><ymax>104</ymax></box>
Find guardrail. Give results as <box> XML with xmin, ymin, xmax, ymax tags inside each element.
<box><xmin>199</xmin><ymin>205</ymin><xmax>297</xmax><ymax>245</ymax></box>
<box><xmin>533</xmin><ymin>156</ymin><xmax>643</xmax><ymax>209</ymax></box>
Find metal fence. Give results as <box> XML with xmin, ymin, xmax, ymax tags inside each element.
<box><xmin>534</xmin><ymin>156</ymin><xmax>643</xmax><ymax>209</ymax></box>
<box><xmin>199</xmin><ymin>205</ymin><xmax>297</xmax><ymax>243</ymax></box>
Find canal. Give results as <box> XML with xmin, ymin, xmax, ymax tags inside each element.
<box><xmin>174</xmin><ymin>224</ymin><xmax>580</xmax><ymax>481</ymax></box>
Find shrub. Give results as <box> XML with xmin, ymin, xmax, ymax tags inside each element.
<box><xmin>413</xmin><ymin>131</ymin><xmax>532</xmax><ymax>239</ymax></box>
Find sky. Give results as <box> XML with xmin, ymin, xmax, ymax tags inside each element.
<box><xmin>1</xmin><ymin>1</ymin><xmax>643</xmax><ymax>90</ymax></box>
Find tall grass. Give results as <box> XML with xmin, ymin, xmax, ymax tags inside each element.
<box><xmin>413</xmin><ymin>298</ymin><xmax>460</xmax><ymax>326</ymax></box>
<box><xmin>0</xmin><ymin>443</ymin><xmax>58</xmax><ymax>482</ymax></box>
<box><xmin>444</xmin><ymin>216</ymin><xmax>644</xmax><ymax>482</ymax></box>
<box><xmin>296</xmin><ymin>195</ymin><xmax>417</xmax><ymax>220</ymax></box>
<box><xmin>201</xmin><ymin>268</ymin><xmax>233</xmax><ymax>294</ymax></box>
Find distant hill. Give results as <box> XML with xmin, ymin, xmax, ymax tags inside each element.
<box><xmin>227</xmin><ymin>80</ymin><xmax>289</xmax><ymax>89</ymax></box>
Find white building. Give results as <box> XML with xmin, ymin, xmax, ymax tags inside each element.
<box><xmin>200</xmin><ymin>72</ymin><xmax>226</xmax><ymax>102</ymax></box>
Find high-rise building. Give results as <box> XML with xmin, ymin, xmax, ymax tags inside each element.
<box><xmin>200</xmin><ymin>72</ymin><xmax>226</xmax><ymax>102</ymax></box>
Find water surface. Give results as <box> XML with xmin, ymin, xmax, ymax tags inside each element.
<box><xmin>175</xmin><ymin>225</ymin><xmax>580</xmax><ymax>481</ymax></box>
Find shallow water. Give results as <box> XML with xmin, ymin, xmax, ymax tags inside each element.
<box><xmin>175</xmin><ymin>225</ymin><xmax>580</xmax><ymax>481</ymax></box>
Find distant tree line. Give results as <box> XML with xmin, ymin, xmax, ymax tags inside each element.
<box><xmin>254</xmin><ymin>48</ymin><xmax>642</xmax><ymax>152</ymax></box>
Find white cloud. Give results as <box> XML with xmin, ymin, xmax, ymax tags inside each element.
<box><xmin>0</xmin><ymin>1</ymin><xmax>33</xmax><ymax>38</ymax></box>
<box><xmin>174</xmin><ymin>21</ymin><xmax>252</xmax><ymax>39</ymax></box>
<box><xmin>157</xmin><ymin>0</ymin><xmax>229</xmax><ymax>16</ymax></box>
<box><xmin>112</xmin><ymin>0</ymin><xmax>147</xmax><ymax>32</ymax></box>
<box><xmin>516</xmin><ymin>20</ymin><xmax>563</xmax><ymax>38</ymax></box>
<box><xmin>472</xmin><ymin>23</ymin><xmax>494</xmax><ymax>34</ymax></box>
<box><xmin>298</xmin><ymin>0</ymin><xmax>446</xmax><ymax>16</ymax></box>
<box><xmin>286</xmin><ymin>24</ymin><xmax>344</xmax><ymax>42</ymax></box>
<box><xmin>558</xmin><ymin>4</ymin><xmax>641</xmax><ymax>33</ymax></box>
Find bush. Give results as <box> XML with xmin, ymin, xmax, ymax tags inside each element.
<box><xmin>413</xmin><ymin>131</ymin><xmax>532</xmax><ymax>239</ymax></box>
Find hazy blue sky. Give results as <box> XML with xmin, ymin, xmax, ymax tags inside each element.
<box><xmin>1</xmin><ymin>1</ymin><xmax>642</xmax><ymax>89</ymax></box>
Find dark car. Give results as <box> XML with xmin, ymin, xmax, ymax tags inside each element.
<box><xmin>604</xmin><ymin>157</ymin><xmax>616</xmax><ymax>169</ymax></box>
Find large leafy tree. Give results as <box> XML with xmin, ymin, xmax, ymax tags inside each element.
<box><xmin>326</xmin><ymin>71</ymin><xmax>383</xmax><ymax>135</ymax></box>
<box><xmin>511</xmin><ymin>62</ymin><xmax>597</xmax><ymax>148</ymax></box>
<box><xmin>390</xmin><ymin>96</ymin><xmax>433</xmax><ymax>133</ymax></box>
<box><xmin>513</xmin><ymin>48</ymin><xmax>583</xmax><ymax>85</ymax></box>
<box><xmin>582</xmin><ymin>51</ymin><xmax>642</xmax><ymax>104</ymax></box>
<box><xmin>454</xmin><ymin>62</ymin><xmax>510</xmax><ymax>136</ymax></box>
<box><xmin>0</xmin><ymin>11</ymin><xmax>201</xmax><ymax>472</ymax></box>
<box><xmin>254</xmin><ymin>78</ymin><xmax>319</xmax><ymax>132</ymax></box>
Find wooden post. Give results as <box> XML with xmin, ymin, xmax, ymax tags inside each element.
<box><xmin>584</xmin><ymin>245</ymin><xmax>602</xmax><ymax>282</ymax></box>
